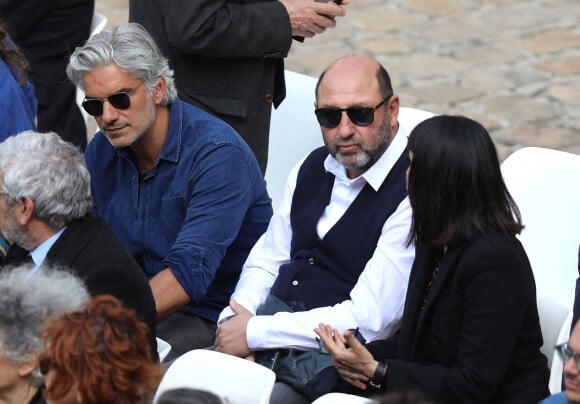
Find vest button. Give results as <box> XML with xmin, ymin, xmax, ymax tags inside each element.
<box><xmin>264</xmin><ymin>93</ymin><xmax>274</xmax><ymax>104</ymax></box>
<box><xmin>308</xmin><ymin>258</ymin><xmax>315</xmax><ymax>265</ymax></box>
<box><xmin>292</xmin><ymin>280</ymin><xmax>299</xmax><ymax>286</ymax></box>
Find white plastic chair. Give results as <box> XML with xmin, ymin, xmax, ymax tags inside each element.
<box><xmin>266</xmin><ymin>71</ymin><xmax>321</xmax><ymax>210</ymax></box>
<box><xmin>152</xmin><ymin>349</ymin><xmax>276</xmax><ymax>404</ymax></box>
<box><xmin>536</xmin><ymin>295</ymin><xmax>571</xmax><ymax>393</ymax></box>
<box><xmin>90</xmin><ymin>11</ymin><xmax>108</xmax><ymax>35</ymax></box>
<box><xmin>311</xmin><ymin>392</ymin><xmax>374</xmax><ymax>403</ymax></box>
<box><xmin>156</xmin><ymin>337</ymin><xmax>172</xmax><ymax>363</ymax></box>
<box><xmin>501</xmin><ymin>147</ymin><xmax>580</xmax><ymax>309</ymax></box>
<box><xmin>501</xmin><ymin>147</ymin><xmax>580</xmax><ymax>393</ymax></box>
<box><xmin>267</xmin><ymin>70</ymin><xmax>435</xmax><ymax>210</ymax></box>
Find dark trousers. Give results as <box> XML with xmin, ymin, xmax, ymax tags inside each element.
<box><xmin>156</xmin><ymin>312</ymin><xmax>217</xmax><ymax>362</ymax></box>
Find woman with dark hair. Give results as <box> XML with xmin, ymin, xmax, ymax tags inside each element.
<box><xmin>39</xmin><ymin>295</ymin><xmax>161</xmax><ymax>404</ymax></box>
<box><xmin>315</xmin><ymin>115</ymin><xmax>549</xmax><ymax>403</ymax></box>
<box><xmin>0</xmin><ymin>22</ymin><xmax>36</xmax><ymax>141</ymax></box>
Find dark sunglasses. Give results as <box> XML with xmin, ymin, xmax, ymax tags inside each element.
<box><xmin>315</xmin><ymin>97</ymin><xmax>390</xmax><ymax>128</ymax></box>
<box><xmin>81</xmin><ymin>82</ymin><xmax>144</xmax><ymax>116</ymax></box>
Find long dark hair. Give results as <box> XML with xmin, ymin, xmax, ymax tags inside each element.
<box><xmin>407</xmin><ymin>115</ymin><xmax>522</xmax><ymax>248</ymax></box>
<box><xmin>0</xmin><ymin>22</ymin><xmax>29</xmax><ymax>84</ymax></box>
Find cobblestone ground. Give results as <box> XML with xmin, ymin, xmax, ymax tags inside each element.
<box><xmin>97</xmin><ymin>0</ymin><xmax>580</xmax><ymax>159</ymax></box>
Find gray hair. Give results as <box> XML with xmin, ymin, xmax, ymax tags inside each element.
<box><xmin>0</xmin><ymin>131</ymin><xmax>93</xmax><ymax>230</ymax></box>
<box><xmin>0</xmin><ymin>266</ymin><xmax>89</xmax><ymax>385</ymax></box>
<box><xmin>67</xmin><ymin>22</ymin><xmax>177</xmax><ymax>106</ymax></box>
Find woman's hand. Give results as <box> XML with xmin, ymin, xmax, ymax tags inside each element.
<box><xmin>314</xmin><ymin>323</ymin><xmax>379</xmax><ymax>390</ymax></box>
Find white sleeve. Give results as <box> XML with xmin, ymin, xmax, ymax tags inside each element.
<box><xmin>217</xmin><ymin>160</ymin><xmax>302</xmax><ymax>322</ymax></box>
<box><xmin>245</xmin><ymin>197</ymin><xmax>415</xmax><ymax>351</ymax></box>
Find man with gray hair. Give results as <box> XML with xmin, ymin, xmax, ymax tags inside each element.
<box><xmin>0</xmin><ymin>130</ymin><xmax>158</xmax><ymax>357</ymax></box>
<box><xmin>67</xmin><ymin>23</ymin><xmax>272</xmax><ymax>358</ymax></box>
<box><xmin>0</xmin><ymin>265</ymin><xmax>88</xmax><ymax>404</ymax></box>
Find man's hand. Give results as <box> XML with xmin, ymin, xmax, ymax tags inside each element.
<box><xmin>215</xmin><ymin>300</ymin><xmax>254</xmax><ymax>357</ymax></box>
<box><xmin>280</xmin><ymin>0</ymin><xmax>349</xmax><ymax>38</ymax></box>
<box><xmin>314</xmin><ymin>323</ymin><xmax>378</xmax><ymax>390</ymax></box>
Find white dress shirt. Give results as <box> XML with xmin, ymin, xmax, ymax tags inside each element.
<box><xmin>29</xmin><ymin>227</ymin><xmax>66</xmax><ymax>273</ymax></box>
<box><xmin>219</xmin><ymin>125</ymin><xmax>415</xmax><ymax>351</ymax></box>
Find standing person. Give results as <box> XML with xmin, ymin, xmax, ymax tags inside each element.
<box><xmin>0</xmin><ymin>0</ymin><xmax>93</xmax><ymax>150</ymax></box>
<box><xmin>215</xmin><ymin>55</ymin><xmax>416</xmax><ymax>402</ymax></box>
<box><xmin>129</xmin><ymin>0</ymin><xmax>349</xmax><ymax>174</ymax></box>
<box><xmin>0</xmin><ymin>266</ymin><xmax>89</xmax><ymax>404</ymax></box>
<box><xmin>0</xmin><ymin>130</ymin><xmax>158</xmax><ymax>359</ymax></box>
<box><xmin>0</xmin><ymin>23</ymin><xmax>36</xmax><ymax>142</ymax></box>
<box><xmin>66</xmin><ymin>23</ymin><xmax>272</xmax><ymax>359</ymax></box>
<box><xmin>315</xmin><ymin>115</ymin><xmax>549</xmax><ymax>404</ymax></box>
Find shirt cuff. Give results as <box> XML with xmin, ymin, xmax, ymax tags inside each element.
<box><xmin>217</xmin><ymin>306</ymin><xmax>236</xmax><ymax>324</ymax></box>
<box><xmin>246</xmin><ymin>315</ymin><xmax>273</xmax><ymax>350</ymax></box>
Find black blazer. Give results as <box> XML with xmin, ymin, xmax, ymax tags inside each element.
<box><xmin>129</xmin><ymin>0</ymin><xmax>293</xmax><ymax>172</ymax></box>
<box><xmin>3</xmin><ymin>215</ymin><xmax>158</xmax><ymax>358</ymax></box>
<box><xmin>365</xmin><ymin>230</ymin><xmax>549</xmax><ymax>404</ymax></box>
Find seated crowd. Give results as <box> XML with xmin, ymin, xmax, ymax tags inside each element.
<box><xmin>0</xmin><ymin>14</ymin><xmax>575</xmax><ymax>404</ymax></box>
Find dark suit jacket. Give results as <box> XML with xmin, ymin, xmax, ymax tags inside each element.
<box><xmin>0</xmin><ymin>0</ymin><xmax>93</xmax><ymax>149</ymax></box>
<box><xmin>365</xmin><ymin>230</ymin><xmax>549</xmax><ymax>404</ymax></box>
<box><xmin>3</xmin><ymin>215</ymin><xmax>158</xmax><ymax>359</ymax></box>
<box><xmin>129</xmin><ymin>0</ymin><xmax>293</xmax><ymax>173</ymax></box>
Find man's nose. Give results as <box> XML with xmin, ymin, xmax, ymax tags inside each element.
<box><xmin>100</xmin><ymin>100</ymin><xmax>120</xmax><ymax>122</ymax></box>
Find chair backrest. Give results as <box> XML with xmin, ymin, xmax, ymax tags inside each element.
<box><xmin>153</xmin><ymin>349</ymin><xmax>276</xmax><ymax>404</ymax></box>
<box><xmin>537</xmin><ymin>296</ymin><xmax>569</xmax><ymax>368</ymax></box>
<box><xmin>536</xmin><ymin>295</ymin><xmax>572</xmax><ymax>394</ymax></box>
<box><xmin>266</xmin><ymin>70</ymin><xmax>320</xmax><ymax>210</ymax></box>
<box><xmin>311</xmin><ymin>392</ymin><xmax>374</xmax><ymax>403</ymax></box>
<box><xmin>76</xmin><ymin>12</ymin><xmax>108</xmax><ymax>136</ymax></box>
<box><xmin>266</xmin><ymin>69</ymin><xmax>435</xmax><ymax>210</ymax></box>
<box><xmin>501</xmin><ymin>147</ymin><xmax>580</xmax><ymax>394</ymax></box>
<box><xmin>90</xmin><ymin>11</ymin><xmax>108</xmax><ymax>35</ymax></box>
<box><xmin>501</xmin><ymin>147</ymin><xmax>580</xmax><ymax>309</ymax></box>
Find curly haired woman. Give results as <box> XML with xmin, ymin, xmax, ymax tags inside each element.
<box><xmin>39</xmin><ymin>295</ymin><xmax>162</xmax><ymax>404</ymax></box>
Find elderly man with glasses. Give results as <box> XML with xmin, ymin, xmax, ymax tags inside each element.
<box><xmin>66</xmin><ymin>23</ymin><xmax>272</xmax><ymax>361</ymax></box>
<box><xmin>214</xmin><ymin>54</ymin><xmax>416</xmax><ymax>403</ymax></box>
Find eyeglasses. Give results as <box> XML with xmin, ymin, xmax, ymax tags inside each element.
<box><xmin>557</xmin><ymin>343</ymin><xmax>580</xmax><ymax>371</ymax></box>
<box><xmin>315</xmin><ymin>97</ymin><xmax>390</xmax><ymax>128</ymax></box>
<box><xmin>81</xmin><ymin>82</ymin><xmax>144</xmax><ymax>116</ymax></box>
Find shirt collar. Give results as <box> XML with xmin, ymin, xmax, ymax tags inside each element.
<box><xmin>29</xmin><ymin>227</ymin><xmax>66</xmax><ymax>270</ymax></box>
<box><xmin>323</xmin><ymin>122</ymin><xmax>409</xmax><ymax>191</ymax></box>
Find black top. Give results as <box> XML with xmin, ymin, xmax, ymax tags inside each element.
<box><xmin>364</xmin><ymin>231</ymin><xmax>549</xmax><ymax>403</ymax></box>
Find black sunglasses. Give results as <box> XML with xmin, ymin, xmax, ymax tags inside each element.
<box><xmin>315</xmin><ymin>97</ymin><xmax>390</xmax><ymax>128</ymax></box>
<box><xmin>81</xmin><ymin>82</ymin><xmax>144</xmax><ymax>116</ymax></box>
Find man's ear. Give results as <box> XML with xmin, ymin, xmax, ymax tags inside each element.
<box><xmin>18</xmin><ymin>350</ymin><xmax>39</xmax><ymax>377</ymax></box>
<box><xmin>153</xmin><ymin>76</ymin><xmax>167</xmax><ymax>105</ymax></box>
<box><xmin>15</xmin><ymin>196</ymin><xmax>35</xmax><ymax>226</ymax></box>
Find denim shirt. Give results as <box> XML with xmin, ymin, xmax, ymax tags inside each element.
<box><xmin>85</xmin><ymin>98</ymin><xmax>272</xmax><ymax>321</ymax></box>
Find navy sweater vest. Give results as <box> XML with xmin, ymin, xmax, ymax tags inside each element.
<box><xmin>270</xmin><ymin>146</ymin><xmax>409</xmax><ymax>311</ymax></box>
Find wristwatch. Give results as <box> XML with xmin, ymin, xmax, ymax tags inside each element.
<box><xmin>367</xmin><ymin>361</ymin><xmax>387</xmax><ymax>390</ymax></box>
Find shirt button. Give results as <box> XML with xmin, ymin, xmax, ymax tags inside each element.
<box><xmin>292</xmin><ymin>280</ymin><xmax>299</xmax><ymax>286</ymax></box>
<box><xmin>264</xmin><ymin>93</ymin><xmax>274</xmax><ymax>104</ymax></box>
<box><xmin>308</xmin><ymin>258</ymin><xmax>315</xmax><ymax>265</ymax></box>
